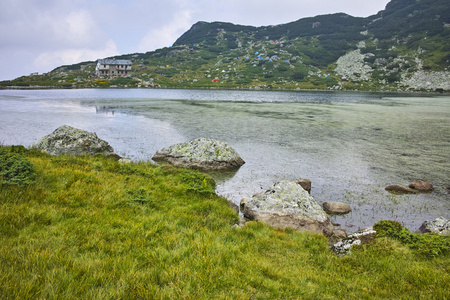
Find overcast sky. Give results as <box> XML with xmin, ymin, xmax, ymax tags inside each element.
<box><xmin>0</xmin><ymin>0</ymin><xmax>390</xmax><ymax>81</ymax></box>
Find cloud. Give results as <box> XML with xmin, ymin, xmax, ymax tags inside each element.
<box><xmin>0</xmin><ymin>0</ymin><xmax>390</xmax><ymax>80</ymax></box>
<box><xmin>137</xmin><ymin>9</ymin><xmax>194</xmax><ymax>52</ymax></box>
<box><xmin>0</xmin><ymin>0</ymin><xmax>118</xmax><ymax>79</ymax></box>
<box><xmin>33</xmin><ymin>39</ymin><xmax>119</xmax><ymax>70</ymax></box>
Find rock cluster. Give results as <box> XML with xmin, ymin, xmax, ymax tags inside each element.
<box><xmin>401</xmin><ymin>70</ymin><xmax>450</xmax><ymax>91</ymax></box>
<box><xmin>335</xmin><ymin>49</ymin><xmax>373</xmax><ymax>81</ymax></box>
<box><xmin>152</xmin><ymin>138</ymin><xmax>245</xmax><ymax>171</ymax></box>
<box><xmin>33</xmin><ymin>125</ymin><xmax>117</xmax><ymax>157</ymax></box>
<box><xmin>332</xmin><ymin>227</ymin><xmax>376</xmax><ymax>256</ymax></box>
<box><xmin>385</xmin><ymin>180</ymin><xmax>433</xmax><ymax>194</ymax></box>
<box><xmin>240</xmin><ymin>180</ymin><xmax>334</xmax><ymax>236</ymax></box>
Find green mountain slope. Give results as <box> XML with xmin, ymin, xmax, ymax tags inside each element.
<box><xmin>2</xmin><ymin>0</ymin><xmax>449</xmax><ymax>91</ymax></box>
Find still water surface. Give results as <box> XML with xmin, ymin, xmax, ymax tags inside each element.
<box><xmin>1</xmin><ymin>89</ymin><xmax>449</xmax><ymax>231</ymax></box>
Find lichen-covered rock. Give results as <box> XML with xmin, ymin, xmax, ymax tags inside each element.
<box><xmin>323</xmin><ymin>201</ymin><xmax>352</xmax><ymax>215</ymax></box>
<box><xmin>240</xmin><ymin>180</ymin><xmax>334</xmax><ymax>236</ymax></box>
<box><xmin>33</xmin><ymin>125</ymin><xmax>116</xmax><ymax>156</ymax></box>
<box><xmin>415</xmin><ymin>217</ymin><xmax>450</xmax><ymax>235</ymax></box>
<box><xmin>152</xmin><ymin>138</ymin><xmax>245</xmax><ymax>171</ymax></box>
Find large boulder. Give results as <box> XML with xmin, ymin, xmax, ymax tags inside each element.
<box><xmin>33</xmin><ymin>125</ymin><xmax>117</xmax><ymax>157</ymax></box>
<box><xmin>152</xmin><ymin>138</ymin><xmax>245</xmax><ymax>171</ymax></box>
<box><xmin>240</xmin><ymin>180</ymin><xmax>334</xmax><ymax>236</ymax></box>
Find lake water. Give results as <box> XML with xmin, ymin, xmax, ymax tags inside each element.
<box><xmin>1</xmin><ymin>88</ymin><xmax>449</xmax><ymax>232</ymax></box>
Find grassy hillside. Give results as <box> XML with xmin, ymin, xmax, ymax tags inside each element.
<box><xmin>1</xmin><ymin>146</ymin><xmax>449</xmax><ymax>299</ymax></box>
<box><xmin>0</xmin><ymin>0</ymin><xmax>449</xmax><ymax>91</ymax></box>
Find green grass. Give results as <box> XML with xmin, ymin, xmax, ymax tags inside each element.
<box><xmin>1</xmin><ymin>146</ymin><xmax>449</xmax><ymax>299</ymax></box>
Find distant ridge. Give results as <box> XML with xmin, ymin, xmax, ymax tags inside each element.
<box><xmin>2</xmin><ymin>0</ymin><xmax>449</xmax><ymax>92</ymax></box>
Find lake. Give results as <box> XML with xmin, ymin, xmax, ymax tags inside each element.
<box><xmin>1</xmin><ymin>88</ymin><xmax>449</xmax><ymax>232</ymax></box>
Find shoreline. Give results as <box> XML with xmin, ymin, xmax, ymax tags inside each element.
<box><xmin>1</xmin><ymin>85</ymin><xmax>449</xmax><ymax>96</ymax></box>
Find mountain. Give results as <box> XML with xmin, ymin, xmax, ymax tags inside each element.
<box><xmin>2</xmin><ymin>0</ymin><xmax>449</xmax><ymax>92</ymax></box>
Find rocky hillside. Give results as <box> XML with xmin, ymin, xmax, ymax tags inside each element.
<box><xmin>1</xmin><ymin>0</ymin><xmax>449</xmax><ymax>92</ymax></box>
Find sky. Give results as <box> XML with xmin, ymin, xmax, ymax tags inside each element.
<box><xmin>0</xmin><ymin>0</ymin><xmax>390</xmax><ymax>81</ymax></box>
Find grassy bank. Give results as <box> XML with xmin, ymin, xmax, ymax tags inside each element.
<box><xmin>1</xmin><ymin>147</ymin><xmax>449</xmax><ymax>299</ymax></box>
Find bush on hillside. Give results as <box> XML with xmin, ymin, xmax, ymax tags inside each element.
<box><xmin>374</xmin><ymin>220</ymin><xmax>450</xmax><ymax>258</ymax></box>
<box><xmin>0</xmin><ymin>146</ymin><xmax>36</xmax><ymax>185</ymax></box>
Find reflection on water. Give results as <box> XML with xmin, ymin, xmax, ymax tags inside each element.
<box><xmin>0</xmin><ymin>89</ymin><xmax>449</xmax><ymax>232</ymax></box>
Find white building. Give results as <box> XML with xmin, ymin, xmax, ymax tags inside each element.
<box><xmin>96</xmin><ymin>59</ymin><xmax>132</xmax><ymax>76</ymax></box>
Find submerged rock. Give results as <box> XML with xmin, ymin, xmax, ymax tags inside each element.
<box><xmin>415</xmin><ymin>217</ymin><xmax>450</xmax><ymax>235</ymax></box>
<box><xmin>240</xmin><ymin>180</ymin><xmax>334</xmax><ymax>236</ymax></box>
<box><xmin>33</xmin><ymin>125</ymin><xmax>116</xmax><ymax>157</ymax></box>
<box><xmin>385</xmin><ymin>184</ymin><xmax>418</xmax><ymax>194</ymax></box>
<box><xmin>152</xmin><ymin>138</ymin><xmax>245</xmax><ymax>171</ymax></box>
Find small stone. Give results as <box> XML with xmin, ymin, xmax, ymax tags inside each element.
<box><xmin>409</xmin><ymin>180</ymin><xmax>434</xmax><ymax>193</ymax></box>
<box><xmin>323</xmin><ymin>202</ymin><xmax>352</xmax><ymax>215</ymax></box>
<box><xmin>294</xmin><ymin>179</ymin><xmax>311</xmax><ymax>194</ymax></box>
<box><xmin>334</xmin><ymin>228</ymin><xmax>348</xmax><ymax>239</ymax></box>
<box><xmin>119</xmin><ymin>158</ymin><xmax>132</xmax><ymax>164</ymax></box>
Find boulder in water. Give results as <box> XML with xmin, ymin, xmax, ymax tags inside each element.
<box><xmin>33</xmin><ymin>125</ymin><xmax>117</xmax><ymax>157</ymax></box>
<box><xmin>152</xmin><ymin>138</ymin><xmax>245</xmax><ymax>171</ymax></box>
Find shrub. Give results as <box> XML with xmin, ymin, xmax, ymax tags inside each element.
<box><xmin>374</xmin><ymin>220</ymin><xmax>450</xmax><ymax>258</ymax></box>
<box><xmin>293</xmin><ymin>70</ymin><xmax>307</xmax><ymax>81</ymax></box>
<box><xmin>0</xmin><ymin>146</ymin><xmax>36</xmax><ymax>185</ymax></box>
